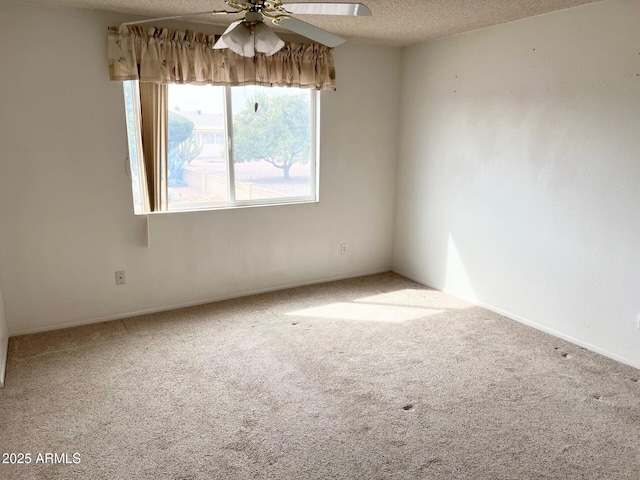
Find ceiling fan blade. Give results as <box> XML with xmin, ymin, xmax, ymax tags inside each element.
<box><xmin>283</xmin><ymin>3</ymin><xmax>372</xmax><ymax>16</ymax></box>
<box><xmin>278</xmin><ymin>16</ymin><xmax>346</xmax><ymax>47</ymax></box>
<box><xmin>120</xmin><ymin>9</ymin><xmax>242</xmax><ymax>27</ymax></box>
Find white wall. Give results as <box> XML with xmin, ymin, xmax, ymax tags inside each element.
<box><xmin>394</xmin><ymin>0</ymin><xmax>640</xmax><ymax>368</ymax></box>
<box><xmin>0</xmin><ymin>1</ymin><xmax>400</xmax><ymax>335</ymax></box>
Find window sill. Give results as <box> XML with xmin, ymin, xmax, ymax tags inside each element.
<box><xmin>134</xmin><ymin>198</ymin><xmax>319</xmax><ymax>216</ymax></box>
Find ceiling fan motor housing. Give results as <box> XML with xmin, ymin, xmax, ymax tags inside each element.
<box><xmin>245</xmin><ymin>11</ymin><xmax>263</xmax><ymax>22</ymax></box>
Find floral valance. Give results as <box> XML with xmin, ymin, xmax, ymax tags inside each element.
<box><xmin>107</xmin><ymin>25</ymin><xmax>336</xmax><ymax>91</ymax></box>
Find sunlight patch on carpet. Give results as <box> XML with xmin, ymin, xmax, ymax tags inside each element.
<box><xmin>353</xmin><ymin>289</ymin><xmax>472</xmax><ymax>310</ymax></box>
<box><xmin>286</xmin><ymin>302</ymin><xmax>443</xmax><ymax>323</ymax></box>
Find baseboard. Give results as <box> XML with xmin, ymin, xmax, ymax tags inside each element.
<box><xmin>10</xmin><ymin>268</ymin><xmax>393</xmax><ymax>337</ymax></box>
<box><xmin>393</xmin><ymin>268</ymin><xmax>640</xmax><ymax>372</ymax></box>
<box><xmin>0</xmin><ymin>334</ymin><xmax>8</xmax><ymax>388</ymax></box>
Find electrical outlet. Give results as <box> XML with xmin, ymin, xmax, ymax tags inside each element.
<box><xmin>115</xmin><ymin>271</ymin><xmax>126</xmax><ymax>286</ymax></box>
<box><xmin>341</xmin><ymin>243</ymin><xmax>348</xmax><ymax>255</ymax></box>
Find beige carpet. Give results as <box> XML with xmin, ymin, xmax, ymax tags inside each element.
<box><xmin>1</xmin><ymin>273</ymin><xmax>639</xmax><ymax>479</ymax></box>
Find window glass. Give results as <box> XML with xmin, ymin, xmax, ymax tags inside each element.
<box><xmin>123</xmin><ymin>82</ymin><xmax>317</xmax><ymax>213</ymax></box>
<box><xmin>123</xmin><ymin>81</ymin><xmax>146</xmax><ymax>214</ymax></box>
<box><xmin>167</xmin><ymin>85</ymin><xmax>228</xmax><ymax>211</ymax></box>
<box><xmin>231</xmin><ymin>87</ymin><xmax>313</xmax><ymax>202</ymax></box>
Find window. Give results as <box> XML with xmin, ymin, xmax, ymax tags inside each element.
<box><xmin>123</xmin><ymin>82</ymin><xmax>147</xmax><ymax>214</ymax></box>
<box><xmin>123</xmin><ymin>82</ymin><xmax>319</xmax><ymax>213</ymax></box>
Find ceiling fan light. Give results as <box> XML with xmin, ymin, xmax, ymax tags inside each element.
<box><xmin>253</xmin><ymin>22</ymin><xmax>285</xmax><ymax>56</ymax></box>
<box><xmin>214</xmin><ymin>21</ymin><xmax>255</xmax><ymax>57</ymax></box>
<box><xmin>213</xmin><ymin>20</ymin><xmax>243</xmax><ymax>49</ymax></box>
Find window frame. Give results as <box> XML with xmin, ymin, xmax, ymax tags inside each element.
<box><xmin>123</xmin><ymin>81</ymin><xmax>150</xmax><ymax>215</ymax></box>
<box><xmin>124</xmin><ymin>81</ymin><xmax>320</xmax><ymax>214</ymax></box>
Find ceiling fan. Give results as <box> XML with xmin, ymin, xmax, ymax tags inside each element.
<box><xmin>122</xmin><ymin>1</ymin><xmax>372</xmax><ymax>56</ymax></box>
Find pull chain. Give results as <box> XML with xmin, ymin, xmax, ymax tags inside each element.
<box><xmin>254</xmin><ymin>83</ymin><xmax>258</xmax><ymax>112</ymax></box>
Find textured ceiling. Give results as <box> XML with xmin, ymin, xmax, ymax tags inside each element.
<box><xmin>26</xmin><ymin>0</ymin><xmax>602</xmax><ymax>46</ymax></box>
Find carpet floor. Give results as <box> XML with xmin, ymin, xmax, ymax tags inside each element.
<box><xmin>1</xmin><ymin>272</ymin><xmax>639</xmax><ymax>479</ymax></box>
